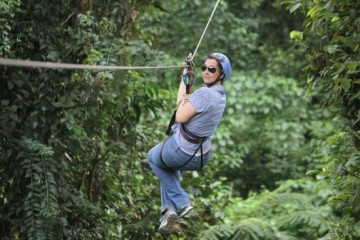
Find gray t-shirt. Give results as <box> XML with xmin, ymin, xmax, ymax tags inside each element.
<box><xmin>172</xmin><ymin>85</ymin><xmax>226</xmax><ymax>154</ymax></box>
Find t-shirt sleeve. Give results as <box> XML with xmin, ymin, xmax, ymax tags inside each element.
<box><xmin>189</xmin><ymin>88</ymin><xmax>208</xmax><ymax>113</ymax></box>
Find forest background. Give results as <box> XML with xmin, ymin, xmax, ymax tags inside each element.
<box><xmin>1</xmin><ymin>0</ymin><xmax>359</xmax><ymax>239</ymax></box>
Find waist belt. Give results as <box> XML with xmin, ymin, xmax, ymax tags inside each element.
<box><xmin>180</xmin><ymin>124</ymin><xmax>208</xmax><ymax>144</ymax></box>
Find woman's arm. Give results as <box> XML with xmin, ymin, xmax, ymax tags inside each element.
<box><xmin>176</xmin><ymin>67</ymin><xmax>188</xmax><ymax>105</ymax></box>
<box><xmin>176</xmin><ymin>93</ymin><xmax>196</xmax><ymax>123</ymax></box>
<box><xmin>176</xmin><ymin>68</ymin><xmax>196</xmax><ymax>123</ymax></box>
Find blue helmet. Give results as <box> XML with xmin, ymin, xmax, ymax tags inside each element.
<box><xmin>209</xmin><ymin>53</ymin><xmax>231</xmax><ymax>82</ymax></box>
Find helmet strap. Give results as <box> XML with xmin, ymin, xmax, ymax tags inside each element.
<box><xmin>205</xmin><ymin>79</ymin><xmax>219</xmax><ymax>87</ymax></box>
<box><xmin>205</xmin><ymin>74</ymin><xmax>224</xmax><ymax>87</ymax></box>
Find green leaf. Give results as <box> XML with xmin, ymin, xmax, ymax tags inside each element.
<box><xmin>290</xmin><ymin>30</ymin><xmax>303</xmax><ymax>41</ymax></box>
<box><xmin>307</xmin><ymin>6</ymin><xmax>321</xmax><ymax>18</ymax></box>
<box><xmin>326</xmin><ymin>45</ymin><xmax>339</xmax><ymax>54</ymax></box>
<box><xmin>289</xmin><ymin>3</ymin><xmax>301</xmax><ymax>13</ymax></box>
<box><xmin>52</xmin><ymin>96</ymin><xmax>76</xmax><ymax>108</ymax></box>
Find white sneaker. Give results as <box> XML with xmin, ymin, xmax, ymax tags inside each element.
<box><xmin>158</xmin><ymin>210</ymin><xmax>179</xmax><ymax>235</ymax></box>
<box><xmin>178</xmin><ymin>205</ymin><xmax>193</xmax><ymax>218</ymax></box>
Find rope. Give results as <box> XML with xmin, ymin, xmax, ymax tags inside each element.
<box><xmin>0</xmin><ymin>58</ymin><xmax>182</xmax><ymax>71</ymax></box>
<box><xmin>0</xmin><ymin>0</ymin><xmax>221</xmax><ymax>71</ymax></box>
<box><xmin>191</xmin><ymin>0</ymin><xmax>221</xmax><ymax>61</ymax></box>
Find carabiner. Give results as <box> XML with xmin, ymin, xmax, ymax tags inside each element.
<box><xmin>182</xmin><ymin>71</ymin><xmax>195</xmax><ymax>86</ymax></box>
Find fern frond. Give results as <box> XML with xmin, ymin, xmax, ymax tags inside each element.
<box><xmin>278</xmin><ymin>209</ymin><xmax>330</xmax><ymax>233</ymax></box>
<box><xmin>231</xmin><ymin>218</ymin><xmax>276</xmax><ymax>240</ymax></box>
<box><xmin>16</xmin><ymin>138</ymin><xmax>60</xmax><ymax>240</ymax></box>
<box><xmin>265</xmin><ymin>192</ymin><xmax>311</xmax><ymax>208</ymax></box>
<box><xmin>274</xmin><ymin>231</ymin><xmax>299</xmax><ymax>240</ymax></box>
<box><xmin>198</xmin><ymin>224</ymin><xmax>234</xmax><ymax>240</ymax></box>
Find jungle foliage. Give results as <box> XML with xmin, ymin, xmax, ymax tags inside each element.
<box><xmin>285</xmin><ymin>0</ymin><xmax>360</xmax><ymax>239</ymax></box>
<box><xmin>0</xmin><ymin>0</ymin><xmax>359</xmax><ymax>239</ymax></box>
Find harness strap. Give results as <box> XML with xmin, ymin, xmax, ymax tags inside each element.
<box><xmin>180</xmin><ymin>124</ymin><xmax>207</xmax><ymax>144</ymax></box>
<box><xmin>159</xmin><ymin>136</ymin><xmax>205</xmax><ymax>169</ymax></box>
<box><xmin>177</xmin><ymin>138</ymin><xmax>205</xmax><ymax>169</ymax></box>
<box><xmin>165</xmin><ymin>110</ymin><xmax>177</xmax><ymax>136</ymax></box>
<box><xmin>159</xmin><ymin>138</ymin><xmax>170</xmax><ymax>167</ymax></box>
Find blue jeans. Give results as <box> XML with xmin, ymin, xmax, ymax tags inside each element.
<box><xmin>147</xmin><ymin>135</ymin><xmax>211</xmax><ymax>214</ymax></box>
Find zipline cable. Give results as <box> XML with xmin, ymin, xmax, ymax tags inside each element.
<box><xmin>191</xmin><ymin>0</ymin><xmax>221</xmax><ymax>61</ymax></box>
<box><xmin>0</xmin><ymin>57</ymin><xmax>182</xmax><ymax>71</ymax></box>
<box><xmin>0</xmin><ymin>0</ymin><xmax>221</xmax><ymax>71</ymax></box>
<box><xmin>183</xmin><ymin>0</ymin><xmax>221</xmax><ymax>93</ymax></box>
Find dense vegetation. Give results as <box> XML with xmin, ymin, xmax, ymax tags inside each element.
<box><xmin>0</xmin><ymin>0</ymin><xmax>359</xmax><ymax>239</ymax></box>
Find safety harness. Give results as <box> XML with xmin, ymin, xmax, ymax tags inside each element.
<box><xmin>160</xmin><ymin>123</ymin><xmax>207</xmax><ymax>169</ymax></box>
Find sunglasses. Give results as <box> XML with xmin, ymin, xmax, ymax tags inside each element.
<box><xmin>201</xmin><ymin>65</ymin><xmax>217</xmax><ymax>73</ymax></box>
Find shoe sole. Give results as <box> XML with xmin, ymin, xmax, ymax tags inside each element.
<box><xmin>158</xmin><ymin>213</ymin><xmax>179</xmax><ymax>235</ymax></box>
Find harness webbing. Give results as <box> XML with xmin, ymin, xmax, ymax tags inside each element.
<box><xmin>159</xmin><ymin>135</ymin><xmax>205</xmax><ymax>170</ymax></box>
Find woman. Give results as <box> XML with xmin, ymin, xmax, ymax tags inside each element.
<box><xmin>147</xmin><ymin>53</ymin><xmax>231</xmax><ymax>235</ymax></box>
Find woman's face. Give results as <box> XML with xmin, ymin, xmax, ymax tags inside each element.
<box><xmin>202</xmin><ymin>58</ymin><xmax>222</xmax><ymax>85</ymax></box>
